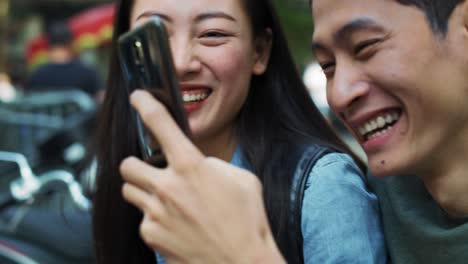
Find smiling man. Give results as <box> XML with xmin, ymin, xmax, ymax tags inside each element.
<box><xmin>309</xmin><ymin>0</ymin><xmax>468</xmax><ymax>262</ymax></box>
<box><xmin>119</xmin><ymin>0</ymin><xmax>468</xmax><ymax>263</ymax></box>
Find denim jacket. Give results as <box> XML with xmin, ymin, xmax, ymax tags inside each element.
<box><xmin>299</xmin><ymin>151</ymin><xmax>387</xmax><ymax>263</ymax></box>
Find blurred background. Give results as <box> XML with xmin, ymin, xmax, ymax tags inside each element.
<box><xmin>0</xmin><ymin>0</ymin><xmax>362</xmax><ymax>263</ymax></box>
<box><xmin>1</xmin><ymin>0</ymin><xmax>113</xmax><ymax>159</ymax></box>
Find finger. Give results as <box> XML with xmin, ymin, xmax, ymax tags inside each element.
<box><xmin>130</xmin><ymin>90</ymin><xmax>203</xmax><ymax>166</ymax></box>
<box><xmin>122</xmin><ymin>183</ymin><xmax>167</xmax><ymax>221</ymax></box>
<box><xmin>122</xmin><ymin>182</ymin><xmax>151</xmax><ymax>211</ymax></box>
<box><xmin>121</xmin><ymin>157</ymin><xmax>183</xmax><ymax>219</ymax></box>
<box><xmin>120</xmin><ymin>156</ymin><xmax>162</xmax><ymax>192</ymax></box>
<box><xmin>151</xmin><ymin>174</ymin><xmax>187</xmax><ymax>219</ymax></box>
<box><xmin>139</xmin><ymin>215</ymin><xmax>183</xmax><ymax>259</ymax></box>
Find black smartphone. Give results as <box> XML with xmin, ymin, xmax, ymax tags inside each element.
<box><xmin>118</xmin><ymin>17</ymin><xmax>191</xmax><ymax>167</ymax></box>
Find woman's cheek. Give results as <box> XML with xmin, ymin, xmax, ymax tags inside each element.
<box><xmin>207</xmin><ymin>45</ymin><xmax>254</xmax><ymax>87</ymax></box>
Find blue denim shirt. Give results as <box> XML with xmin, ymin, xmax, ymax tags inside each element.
<box><xmin>157</xmin><ymin>149</ymin><xmax>387</xmax><ymax>263</ymax></box>
<box><xmin>301</xmin><ymin>152</ymin><xmax>387</xmax><ymax>263</ymax></box>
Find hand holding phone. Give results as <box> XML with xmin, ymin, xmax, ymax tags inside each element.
<box><xmin>118</xmin><ymin>17</ymin><xmax>191</xmax><ymax>167</ymax></box>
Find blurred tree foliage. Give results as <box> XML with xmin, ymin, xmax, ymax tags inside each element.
<box><xmin>273</xmin><ymin>0</ymin><xmax>314</xmax><ymax>70</ymax></box>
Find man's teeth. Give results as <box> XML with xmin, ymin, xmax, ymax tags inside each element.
<box><xmin>358</xmin><ymin>112</ymin><xmax>400</xmax><ymax>138</ymax></box>
<box><xmin>182</xmin><ymin>93</ymin><xmax>208</xmax><ymax>103</ymax></box>
<box><xmin>367</xmin><ymin>126</ymin><xmax>393</xmax><ymax>140</ymax></box>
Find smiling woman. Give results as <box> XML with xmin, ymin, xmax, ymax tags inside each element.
<box><xmin>129</xmin><ymin>0</ymin><xmax>266</xmax><ymax>159</ymax></box>
<box><xmin>92</xmin><ymin>0</ymin><xmax>387</xmax><ymax>263</ymax></box>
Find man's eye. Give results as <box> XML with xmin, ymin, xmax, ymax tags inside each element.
<box><xmin>354</xmin><ymin>39</ymin><xmax>381</xmax><ymax>55</ymax></box>
<box><xmin>320</xmin><ymin>62</ymin><xmax>336</xmax><ymax>77</ymax></box>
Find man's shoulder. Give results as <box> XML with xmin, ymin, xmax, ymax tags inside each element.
<box><xmin>369</xmin><ymin>174</ymin><xmax>468</xmax><ymax>263</ymax></box>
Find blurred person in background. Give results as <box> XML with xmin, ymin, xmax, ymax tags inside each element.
<box><xmin>26</xmin><ymin>21</ymin><xmax>104</xmax><ymax>102</ymax></box>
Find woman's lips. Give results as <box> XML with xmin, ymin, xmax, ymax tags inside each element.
<box><xmin>180</xmin><ymin>87</ymin><xmax>212</xmax><ymax>114</ymax></box>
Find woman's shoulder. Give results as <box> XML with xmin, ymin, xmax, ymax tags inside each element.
<box><xmin>294</xmin><ymin>143</ymin><xmax>363</xmax><ymax>181</ymax></box>
<box><xmin>310</xmin><ymin>152</ymin><xmax>364</xmax><ymax>184</ymax></box>
<box><xmin>298</xmin><ymin>150</ymin><xmax>387</xmax><ymax>263</ymax></box>
<box><xmin>301</xmin><ymin>150</ymin><xmax>376</xmax><ymax>207</ymax></box>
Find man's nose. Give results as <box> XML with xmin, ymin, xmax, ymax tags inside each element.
<box><xmin>327</xmin><ymin>63</ymin><xmax>370</xmax><ymax>117</ymax></box>
<box><xmin>171</xmin><ymin>37</ymin><xmax>202</xmax><ymax>78</ymax></box>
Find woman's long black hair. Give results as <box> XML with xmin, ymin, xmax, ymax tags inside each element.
<box><xmin>93</xmin><ymin>0</ymin><xmax>365</xmax><ymax>263</ymax></box>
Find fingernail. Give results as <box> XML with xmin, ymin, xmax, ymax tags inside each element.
<box><xmin>130</xmin><ymin>90</ymin><xmax>147</xmax><ymax>104</ymax></box>
<box><xmin>130</xmin><ymin>89</ymin><xmax>143</xmax><ymax>99</ymax></box>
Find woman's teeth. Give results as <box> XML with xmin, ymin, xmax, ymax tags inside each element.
<box><xmin>358</xmin><ymin>111</ymin><xmax>400</xmax><ymax>140</ymax></box>
<box><xmin>182</xmin><ymin>93</ymin><xmax>208</xmax><ymax>103</ymax></box>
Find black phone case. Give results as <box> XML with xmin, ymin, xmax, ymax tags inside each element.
<box><xmin>118</xmin><ymin>17</ymin><xmax>191</xmax><ymax>167</ymax></box>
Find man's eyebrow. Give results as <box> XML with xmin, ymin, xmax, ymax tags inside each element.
<box><xmin>311</xmin><ymin>42</ymin><xmax>327</xmax><ymax>54</ymax></box>
<box><xmin>333</xmin><ymin>18</ymin><xmax>382</xmax><ymax>43</ymax></box>
<box><xmin>311</xmin><ymin>18</ymin><xmax>382</xmax><ymax>54</ymax></box>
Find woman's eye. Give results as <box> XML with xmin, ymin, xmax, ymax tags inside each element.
<box><xmin>201</xmin><ymin>31</ymin><xmax>228</xmax><ymax>38</ymax></box>
<box><xmin>199</xmin><ymin>31</ymin><xmax>231</xmax><ymax>46</ymax></box>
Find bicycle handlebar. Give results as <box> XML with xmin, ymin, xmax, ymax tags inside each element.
<box><xmin>0</xmin><ymin>151</ymin><xmax>91</xmax><ymax>211</ymax></box>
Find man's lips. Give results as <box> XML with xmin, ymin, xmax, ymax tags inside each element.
<box><xmin>347</xmin><ymin>108</ymin><xmax>402</xmax><ymax>142</ymax></box>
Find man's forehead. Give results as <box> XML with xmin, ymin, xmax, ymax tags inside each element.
<box><xmin>311</xmin><ymin>0</ymin><xmax>397</xmax><ymax>38</ymax></box>
<box><xmin>310</xmin><ymin>0</ymin><xmax>396</xmax><ymax>19</ymax></box>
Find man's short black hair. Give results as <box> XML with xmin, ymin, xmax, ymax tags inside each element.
<box><xmin>396</xmin><ymin>0</ymin><xmax>464</xmax><ymax>35</ymax></box>
<box><xmin>309</xmin><ymin>0</ymin><xmax>464</xmax><ymax>36</ymax></box>
<box><xmin>47</xmin><ymin>21</ymin><xmax>73</xmax><ymax>46</ymax></box>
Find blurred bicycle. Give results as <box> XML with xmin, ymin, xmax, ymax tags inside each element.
<box><xmin>0</xmin><ymin>89</ymin><xmax>97</xmax><ymax>264</ymax></box>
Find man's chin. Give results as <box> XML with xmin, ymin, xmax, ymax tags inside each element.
<box><xmin>367</xmin><ymin>158</ymin><xmax>409</xmax><ymax>178</ymax></box>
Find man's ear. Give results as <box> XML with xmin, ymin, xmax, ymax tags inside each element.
<box><xmin>252</xmin><ymin>28</ymin><xmax>273</xmax><ymax>76</ymax></box>
<box><xmin>462</xmin><ymin>0</ymin><xmax>468</xmax><ymax>32</ymax></box>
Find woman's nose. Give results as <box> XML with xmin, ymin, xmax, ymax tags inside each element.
<box><xmin>171</xmin><ymin>37</ymin><xmax>202</xmax><ymax>78</ymax></box>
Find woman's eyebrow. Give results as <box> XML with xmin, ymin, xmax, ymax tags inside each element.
<box><xmin>136</xmin><ymin>12</ymin><xmax>173</xmax><ymax>23</ymax></box>
<box><xmin>136</xmin><ymin>11</ymin><xmax>237</xmax><ymax>25</ymax></box>
<box><xmin>194</xmin><ymin>11</ymin><xmax>237</xmax><ymax>23</ymax></box>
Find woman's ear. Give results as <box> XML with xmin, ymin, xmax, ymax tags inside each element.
<box><xmin>252</xmin><ymin>28</ymin><xmax>273</xmax><ymax>75</ymax></box>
